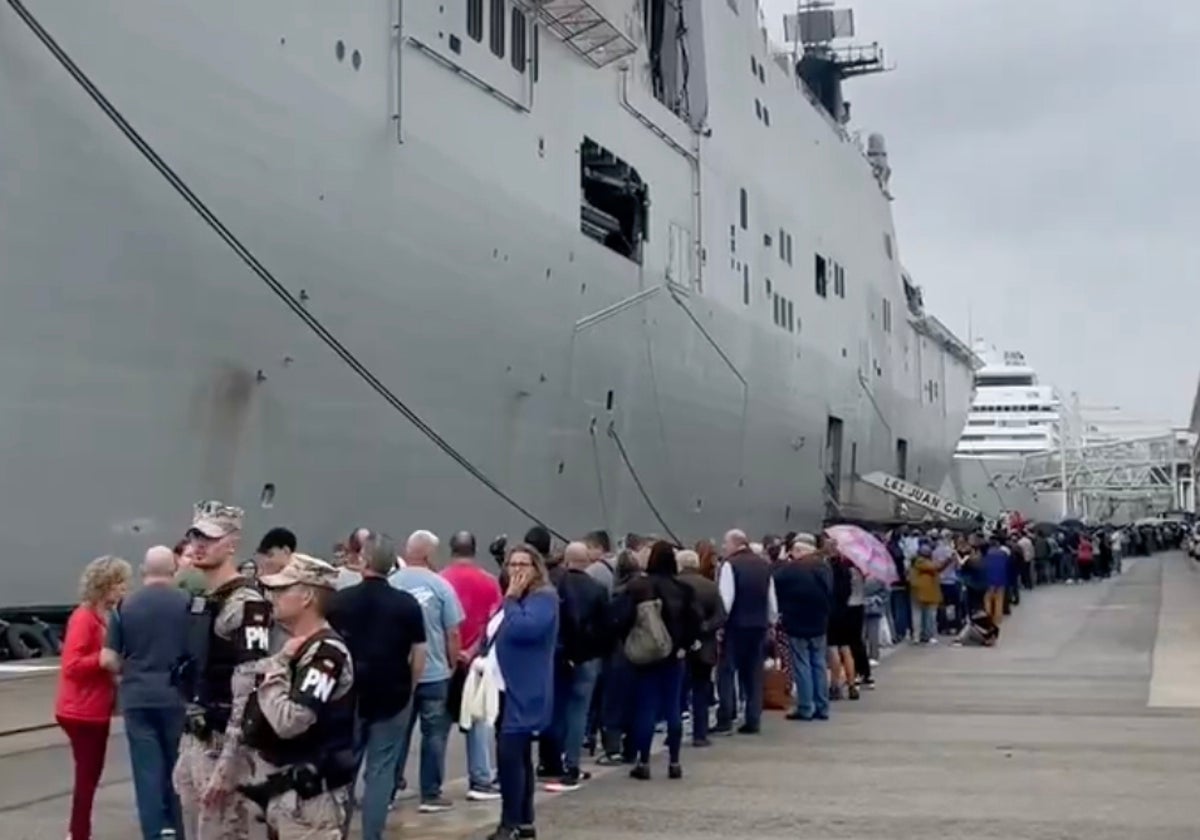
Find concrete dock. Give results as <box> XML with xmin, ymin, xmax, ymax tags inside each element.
<box><xmin>5</xmin><ymin>553</ymin><xmax>1200</xmax><ymax>839</ymax></box>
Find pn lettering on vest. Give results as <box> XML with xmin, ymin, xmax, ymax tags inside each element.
<box><xmin>298</xmin><ymin>667</ymin><xmax>337</xmax><ymax>704</ymax></box>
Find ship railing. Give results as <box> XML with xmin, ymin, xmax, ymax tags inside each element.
<box><xmin>517</xmin><ymin>0</ymin><xmax>637</xmax><ymax>68</ymax></box>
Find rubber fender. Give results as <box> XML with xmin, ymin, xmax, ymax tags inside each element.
<box><xmin>30</xmin><ymin>618</ymin><xmax>63</xmax><ymax>655</ymax></box>
<box><xmin>5</xmin><ymin>623</ymin><xmax>50</xmax><ymax>659</ymax></box>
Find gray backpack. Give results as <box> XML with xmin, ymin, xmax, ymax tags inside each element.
<box><xmin>624</xmin><ymin>598</ymin><xmax>673</xmax><ymax>665</ymax></box>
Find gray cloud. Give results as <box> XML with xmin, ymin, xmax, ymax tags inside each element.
<box><xmin>762</xmin><ymin>0</ymin><xmax>1200</xmax><ymax>422</ymax></box>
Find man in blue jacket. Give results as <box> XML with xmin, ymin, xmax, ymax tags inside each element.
<box><xmin>771</xmin><ymin>534</ymin><xmax>834</xmax><ymax>721</ymax></box>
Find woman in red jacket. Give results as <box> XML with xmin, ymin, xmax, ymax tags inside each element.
<box><xmin>55</xmin><ymin>555</ymin><xmax>131</xmax><ymax>840</ymax></box>
<box><xmin>1077</xmin><ymin>535</ymin><xmax>1096</xmax><ymax>582</ymax></box>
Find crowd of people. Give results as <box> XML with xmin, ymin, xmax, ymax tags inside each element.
<box><xmin>52</xmin><ymin>501</ymin><xmax>1155</xmax><ymax>840</ymax></box>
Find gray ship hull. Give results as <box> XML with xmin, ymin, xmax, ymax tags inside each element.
<box><xmin>1</xmin><ymin>0</ymin><xmax>973</xmax><ymax>606</ymax></box>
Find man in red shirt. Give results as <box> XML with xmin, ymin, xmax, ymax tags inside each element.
<box><xmin>441</xmin><ymin>531</ymin><xmax>504</xmax><ymax>800</ymax></box>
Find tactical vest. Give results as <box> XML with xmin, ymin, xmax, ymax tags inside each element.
<box><xmin>185</xmin><ymin>578</ymin><xmax>266</xmax><ymax>731</ymax></box>
<box><xmin>243</xmin><ymin>628</ymin><xmax>356</xmax><ymax>777</ymax></box>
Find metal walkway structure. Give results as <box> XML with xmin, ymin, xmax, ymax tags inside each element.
<box><xmin>1019</xmin><ymin>430</ymin><xmax>1195</xmax><ymax>521</ymax></box>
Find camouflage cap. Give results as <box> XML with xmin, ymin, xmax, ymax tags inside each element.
<box><xmin>259</xmin><ymin>553</ymin><xmax>338</xmax><ymax>590</ymax></box>
<box><xmin>191</xmin><ymin>500</ymin><xmax>245</xmax><ymax>539</ymax></box>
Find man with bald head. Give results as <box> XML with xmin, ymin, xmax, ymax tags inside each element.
<box><xmin>102</xmin><ymin>545</ymin><xmax>191</xmax><ymax>839</ymax></box>
<box><xmin>390</xmin><ymin>530</ymin><xmax>465</xmax><ymax>812</ymax></box>
<box><xmin>714</xmin><ymin>528</ymin><xmax>779</xmax><ymax>735</ymax></box>
<box><xmin>441</xmin><ymin>529</ymin><xmax>504</xmax><ymax>800</ymax></box>
<box><xmin>540</xmin><ymin>540</ymin><xmax>610</xmax><ymax>791</ymax></box>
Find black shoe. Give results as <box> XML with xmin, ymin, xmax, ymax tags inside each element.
<box><xmin>785</xmin><ymin>712</ymin><xmax>811</xmax><ymax>721</ymax></box>
<box><xmin>517</xmin><ymin>827</ymin><xmax>537</xmax><ymax>839</ymax></box>
<box><xmin>736</xmin><ymin>724</ymin><xmax>760</xmax><ymax>734</ymax></box>
<box><xmin>848</xmin><ymin>685</ymin><xmax>861</xmax><ymax>701</ymax></box>
<box><xmin>692</xmin><ymin>738</ymin><xmax>712</xmax><ymax>747</ymax></box>
<box><xmin>710</xmin><ymin>722</ymin><xmax>733</xmax><ymax>735</ymax></box>
<box><xmin>668</xmin><ymin>763</ymin><xmax>682</xmax><ymax>780</ymax></box>
<box><xmin>630</xmin><ymin>763</ymin><xmax>651</xmax><ymax>781</ymax></box>
<box><xmin>535</xmin><ymin>765</ymin><xmax>562</xmax><ymax>780</ymax></box>
<box><xmin>487</xmin><ymin>827</ymin><xmax>519</xmax><ymax>840</ymax></box>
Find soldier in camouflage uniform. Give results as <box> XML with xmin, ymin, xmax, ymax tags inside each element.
<box><xmin>238</xmin><ymin>554</ymin><xmax>356</xmax><ymax>840</ymax></box>
<box><xmin>173</xmin><ymin>501</ymin><xmax>273</xmax><ymax>840</ymax></box>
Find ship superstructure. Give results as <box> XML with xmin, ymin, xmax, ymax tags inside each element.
<box><xmin>944</xmin><ymin>342</ymin><xmax>1071</xmax><ymax>518</ymax></box>
<box><xmin>0</xmin><ymin>0</ymin><xmax>974</xmax><ymax>606</ymax></box>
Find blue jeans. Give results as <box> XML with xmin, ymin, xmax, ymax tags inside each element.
<box><xmin>786</xmin><ymin>635</ymin><xmax>829</xmax><ymax>720</ymax></box>
<box><xmin>599</xmin><ymin>652</ymin><xmax>635</xmax><ymax>757</ymax></box>
<box><xmin>721</xmin><ymin>627</ymin><xmax>766</xmax><ymax>730</ymax></box>
<box><xmin>938</xmin><ymin>583</ymin><xmax>963</xmax><ymax>633</ymax></box>
<box><xmin>632</xmin><ymin>658</ymin><xmax>685</xmax><ymax>763</ymax></box>
<box><xmin>916</xmin><ymin>604</ymin><xmax>937</xmax><ymax>642</ymax></box>
<box><xmin>465</xmin><ymin>720</ymin><xmax>494</xmax><ymax>789</ymax></box>
<box><xmin>689</xmin><ymin>665</ymin><xmax>713</xmax><ymax>742</ymax></box>
<box><xmin>715</xmin><ymin>642</ymin><xmax>737</xmax><ymax>728</ymax></box>
<box><xmin>393</xmin><ymin>679</ymin><xmax>451</xmax><ymax>801</ymax></box>
<box><xmin>124</xmin><ymin>706</ymin><xmax>184</xmax><ymax>840</ymax></box>
<box><xmin>355</xmin><ymin>709</ymin><xmax>408</xmax><ymax>840</ymax></box>
<box><xmin>550</xmin><ymin>659</ymin><xmax>600</xmax><ymax>775</ymax></box>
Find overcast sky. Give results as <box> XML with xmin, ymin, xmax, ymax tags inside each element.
<box><xmin>762</xmin><ymin>0</ymin><xmax>1200</xmax><ymax>426</ymax></box>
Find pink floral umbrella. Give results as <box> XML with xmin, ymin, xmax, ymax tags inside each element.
<box><xmin>824</xmin><ymin>524</ymin><xmax>898</xmax><ymax>585</ymax></box>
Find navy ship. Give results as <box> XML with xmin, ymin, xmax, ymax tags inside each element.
<box><xmin>0</xmin><ymin>0</ymin><xmax>975</xmax><ymax>607</ymax></box>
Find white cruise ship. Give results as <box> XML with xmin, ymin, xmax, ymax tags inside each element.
<box><xmin>941</xmin><ymin>342</ymin><xmax>1071</xmax><ymax>519</ymax></box>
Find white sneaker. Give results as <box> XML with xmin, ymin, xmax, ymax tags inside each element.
<box><xmin>467</xmin><ymin>785</ymin><xmax>502</xmax><ymax>802</ymax></box>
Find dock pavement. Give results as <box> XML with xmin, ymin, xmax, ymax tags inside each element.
<box><xmin>4</xmin><ymin>553</ymin><xmax>1200</xmax><ymax>839</ymax></box>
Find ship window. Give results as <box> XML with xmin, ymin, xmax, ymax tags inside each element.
<box><xmin>754</xmin><ymin>98</ymin><xmax>762</xmax><ymax>119</ymax></box>
<box><xmin>786</xmin><ymin>233</ymin><xmax>793</xmax><ymax>265</ymax></box>
<box><xmin>467</xmin><ymin>0</ymin><xmax>483</xmax><ymax>42</ymax></box>
<box><xmin>763</xmin><ymin>232</ymin><xmax>772</xmax><ymax>248</ymax></box>
<box><xmin>580</xmin><ymin>137</ymin><xmax>649</xmax><ymax>264</ymax></box>
<box><xmin>739</xmin><ymin>188</ymin><xmax>748</xmax><ymax>230</ymax></box>
<box><xmin>489</xmin><ymin>0</ymin><xmax>505</xmax><ymax>58</ymax></box>
<box><xmin>778</xmin><ymin>229</ymin><xmax>785</xmax><ymax>260</ymax></box>
<box><xmin>758</xmin><ymin>64</ymin><xmax>765</xmax><ymax>83</ymax></box>
<box><xmin>883</xmin><ymin>298</ymin><xmax>892</xmax><ymax>332</ymax></box>
<box><xmin>743</xmin><ymin>267</ymin><xmax>750</xmax><ymax>305</ymax></box>
<box><xmin>773</xmin><ymin>293</ymin><xmax>781</xmax><ymax>325</ymax></box>
<box><xmin>532</xmin><ymin>25</ymin><xmax>539</xmax><ymax>81</ymax></box>
<box><xmin>787</xmin><ymin>299</ymin><xmax>794</xmax><ymax>332</ymax></box>
<box><xmin>765</xmin><ymin>277</ymin><xmax>772</xmax><ymax>296</ymax></box>
<box><xmin>814</xmin><ymin>254</ymin><xmax>828</xmax><ymax>298</ymax></box>
<box><xmin>884</xmin><ymin>232</ymin><xmax>893</xmax><ymax>259</ymax></box>
<box><xmin>762</xmin><ymin>105</ymin><xmax>770</xmax><ymax>126</ymax></box>
<box><xmin>511</xmin><ymin>8</ymin><xmax>526</xmax><ymax>72</ymax></box>
<box><xmin>751</xmin><ymin>56</ymin><xmax>757</xmax><ymax>76</ymax></box>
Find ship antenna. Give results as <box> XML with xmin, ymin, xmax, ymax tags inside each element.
<box><xmin>4</xmin><ymin>0</ymin><xmax>571</xmax><ymax>541</ymax></box>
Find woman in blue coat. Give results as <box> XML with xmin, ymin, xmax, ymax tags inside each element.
<box><xmin>489</xmin><ymin>543</ymin><xmax>560</xmax><ymax>840</ymax></box>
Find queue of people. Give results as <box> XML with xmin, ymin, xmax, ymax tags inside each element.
<box><xmin>55</xmin><ymin>501</ymin><xmax>1174</xmax><ymax>840</ymax></box>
